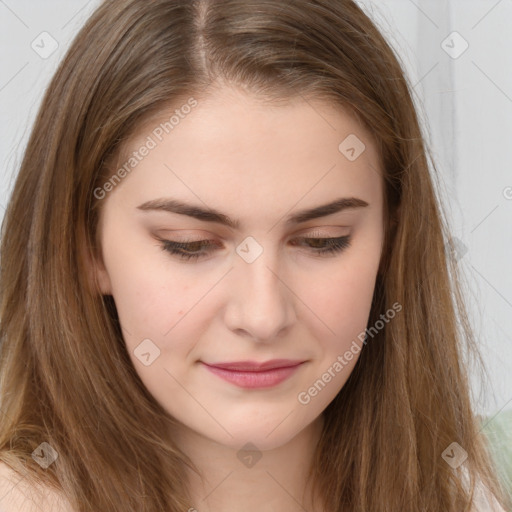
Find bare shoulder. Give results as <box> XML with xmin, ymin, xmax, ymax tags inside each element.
<box><xmin>471</xmin><ymin>501</ymin><xmax>507</xmax><ymax>512</ymax></box>
<box><xmin>0</xmin><ymin>461</ymin><xmax>75</xmax><ymax>512</ymax></box>
<box><xmin>470</xmin><ymin>476</ymin><xmax>507</xmax><ymax>512</ymax></box>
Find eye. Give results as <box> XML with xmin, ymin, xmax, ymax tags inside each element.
<box><xmin>158</xmin><ymin>239</ymin><xmax>220</xmax><ymax>261</ymax></box>
<box><xmin>158</xmin><ymin>235</ymin><xmax>352</xmax><ymax>262</ymax></box>
<box><xmin>290</xmin><ymin>235</ymin><xmax>352</xmax><ymax>255</ymax></box>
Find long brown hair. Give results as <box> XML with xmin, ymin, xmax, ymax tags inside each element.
<box><xmin>0</xmin><ymin>0</ymin><xmax>509</xmax><ymax>510</ymax></box>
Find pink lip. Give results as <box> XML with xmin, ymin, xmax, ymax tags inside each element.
<box><xmin>201</xmin><ymin>359</ymin><xmax>305</xmax><ymax>389</ymax></box>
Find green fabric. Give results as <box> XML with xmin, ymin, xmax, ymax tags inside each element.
<box><xmin>480</xmin><ymin>408</ymin><xmax>512</xmax><ymax>510</ymax></box>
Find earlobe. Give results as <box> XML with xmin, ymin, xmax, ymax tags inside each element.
<box><xmin>378</xmin><ymin>203</ymin><xmax>401</xmax><ymax>277</ymax></box>
<box><xmin>94</xmin><ymin>262</ymin><xmax>113</xmax><ymax>296</ymax></box>
<box><xmin>84</xmin><ymin>245</ymin><xmax>113</xmax><ymax>296</ymax></box>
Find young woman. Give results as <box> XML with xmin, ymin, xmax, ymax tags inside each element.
<box><xmin>0</xmin><ymin>1</ymin><xmax>509</xmax><ymax>511</ymax></box>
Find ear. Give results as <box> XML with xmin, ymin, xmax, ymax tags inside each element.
<box><xmin>83</xmin><ymin>243</ymin><xmax>113</xmax><ymax>296</ymax></box>
<box><xmin>378</xmin><ymin>203</ymin><xmax>401</xmax><ymax>277</ymax></box>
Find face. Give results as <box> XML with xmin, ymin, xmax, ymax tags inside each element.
<box><xmin>92</xmin><ymin>86</ymin><xmax>385</xmax><ymax>451</ymax></box>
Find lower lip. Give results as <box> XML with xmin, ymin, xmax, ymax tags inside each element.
<box><xmin>201</xmin><ymin>363</ymin><xmax>303</xmax><ymax>389</ymax></box>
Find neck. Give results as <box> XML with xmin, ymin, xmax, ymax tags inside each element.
<box><xmin>173</xmin><ymin>414</ymin><xmax>325</xmax><ymax>512</ymax></box>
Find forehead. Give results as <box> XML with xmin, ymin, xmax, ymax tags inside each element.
<box><xmin>106</xmin><ymin>87</ymin><xmax>383</xmax><ymax>220</ymax></box>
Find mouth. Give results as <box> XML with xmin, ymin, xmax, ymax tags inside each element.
<box><xmin>200</xmin><ymin>359</ymin><xmax>306</xmax><ymax>389</ymax></box>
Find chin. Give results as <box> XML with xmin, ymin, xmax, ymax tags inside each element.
<box><xmin>207</xmin><ymin>416</ymin><xmax>316</xmax><ymax>452</ymax></box>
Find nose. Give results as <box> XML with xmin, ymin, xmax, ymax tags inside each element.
<box><xmin>223</xmin><ymin>248</ymin><xmax>296</xmax><ymax>342</ymax></box>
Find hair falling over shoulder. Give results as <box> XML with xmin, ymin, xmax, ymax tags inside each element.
<box><xmin>0</xmin><ymin>0</ymin><xmax>509</xmax><ymax>510</ymax></box>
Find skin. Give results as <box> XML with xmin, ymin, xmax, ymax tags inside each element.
<box><xmin>90</xmin><ymin>86</ymin><xmax>385</xmax><ymax>512</ymax></box>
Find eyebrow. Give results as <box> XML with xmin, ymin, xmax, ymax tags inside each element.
<box><xmin>136</xmin><ymin>196</ymin><xmax>369</xmax><ymax>229</ymax></box>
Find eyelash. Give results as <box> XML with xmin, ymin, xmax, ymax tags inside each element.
<box><xmin>158</xmin><ymin>235</ymin><xmax>352</xmax><ymax>261</ymax></box>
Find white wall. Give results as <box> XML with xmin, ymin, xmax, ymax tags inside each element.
<box><xmin>357</xmin><ymin>0</ymin><xmax>512</xmax><ymax>417</ymax></box>
<box><xmin>1</xmin><ymin>0</ymin><xmax>511</xmax><ymax>416</ymax></box>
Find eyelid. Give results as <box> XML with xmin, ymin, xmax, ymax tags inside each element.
<box><xmin>157</xmin><ymin>233</ymin><xmax>352</xmax><ymax>263</ymax></box>
<box><xmin>155</xmin><ymin>226</ymin><xmax>350</xmax><ymax>239</ymax></box>
<box><xmin>296</xmin><ymin>227</ymin><xmax>350</xmax><ymax>237</ymax></box>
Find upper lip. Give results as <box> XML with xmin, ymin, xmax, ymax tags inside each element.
<box><xmin>202</xmin><ymin>359</ymin><xmax>305</xmax><ymax>372</ymax></box>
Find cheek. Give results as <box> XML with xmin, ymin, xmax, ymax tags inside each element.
<box><xmin>294</xmin><ymin>260</ymin><xmax>377</xmax><ymax>410</ymax></box>
<box><xmin>305</xmin><ymin>255</ymin><xmax>379</xmax><ymax>344</ymax></box>
<box><xmin>101</xmin><ymin>225</ymin><xmax>190</xmax><ymax>331</ymax></box>
<box><xmin>109</xmin><ymin>270</ymin><xmax>201</xmax><ymax>395</ymax></box>
<box><xmin>105</xmin><ymin>250</ymin><xmax>195</xmax><ymax>347</ymax></box>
